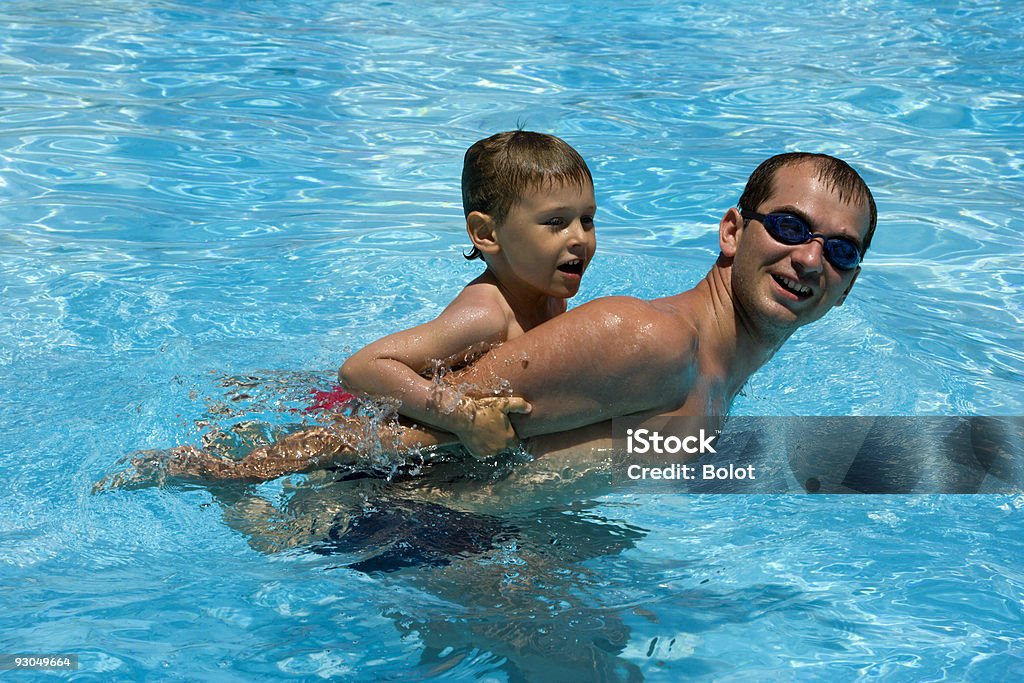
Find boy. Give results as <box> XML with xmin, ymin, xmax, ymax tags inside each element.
<box><xmin>97</xmin><ymin>130</ymin><xmax>596</xmax><ymax>488</ymax></box>
<box><xmin>339</xmin><ymin>130</ymin><xmax>596</xmax><ymax>457</ymax></box>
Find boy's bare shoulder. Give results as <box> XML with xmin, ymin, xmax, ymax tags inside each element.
<box><xmin>436</xmin><ymin>279</ymin><xmax>514</xmax><ymax>340</ymax></box>
<box><xmin>445</xmin><ymin>279</ymin><xmax>511</xmax><ymax>315</ymax></box>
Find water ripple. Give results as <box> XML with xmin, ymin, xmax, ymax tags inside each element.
<box><xmin>2</xmin><ymin>1</ymin><xmax>1024</xmax><ymax>677</ymax></box>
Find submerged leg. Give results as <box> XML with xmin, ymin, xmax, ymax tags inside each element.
<box><xmin>94</xmin><ymin>416</ymin><xmax>462</xmax><ymax>491</ymax></box>
<box><xmin>174</xmin><ymin>425</ymin><xmax>363</xmax><ymax>480</ymax></box>
<box><xmin>93</xmin><ymin>426</ymin><xmax>362</xmax><ymax>491</ymax></box>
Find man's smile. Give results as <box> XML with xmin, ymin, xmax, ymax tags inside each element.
<box><xmin>772</xmin><ymin>273</ymin><xmax>814</xmax><ymax>299</ymax></box>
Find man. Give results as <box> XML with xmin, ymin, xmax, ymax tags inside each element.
<box><xmin>96</xmin><ymin>152</ymin><xmax>876</xmax><ymax>486</ymax></box>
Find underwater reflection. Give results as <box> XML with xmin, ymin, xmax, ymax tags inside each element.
<box><xmin>212</xmin><ymin>461</ymin><xmax>652</xmax><ymax>681</ymax></box>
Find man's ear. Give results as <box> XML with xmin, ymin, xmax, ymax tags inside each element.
<box><xmin>835</xmin><ymin>267</ymin><xmax>860</xmax><ymax>306</ymax></box>
<box><xmin>719</xmin><ymin>207</ymin><xmax>744</xmax><ymax>258</ymax></box>
<box><xmin>467</xmin><ymin>211</ymin><xmax>501</xmax><ymax>256</ymax></box>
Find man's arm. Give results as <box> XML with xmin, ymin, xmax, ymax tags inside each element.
<box><xmin>93</xmin><ymin>296</ymin><xmax>692</xmax><ymax>490</ymax></box>
<box><xmin>93</xmin><ymin>418</ymin><xmax>462</xmax><ymax>490</ymax></box>
<box><xmin>450</xmin><ymin>296</ymin><xmax>696</xmax><ymax>438</ymax></box>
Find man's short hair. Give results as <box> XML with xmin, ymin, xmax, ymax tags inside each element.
<box><xmin>738</xmin><ymin>152</ymin><xmax>878</xmax><ymax>255</ymax></box>
<box><xmin>462</xmin><ymin>130</ymin><xmax>593</xmax><ymax>261</ymax></box>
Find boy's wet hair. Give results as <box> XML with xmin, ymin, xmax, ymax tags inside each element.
<box><xmin>462</xmin><ymin>130</ymin><xmax>593</xmax><ymax>260</ymax></box>
<box><xmin>738</xmin><ymin>152</ymin><xmax>878</xmax><ymax>255</ymax></box>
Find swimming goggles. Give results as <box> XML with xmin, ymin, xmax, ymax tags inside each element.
<box><xmin>740</xmin><ymin>210</ymin><xmax>862</xmax><ymax>271</ymax></box>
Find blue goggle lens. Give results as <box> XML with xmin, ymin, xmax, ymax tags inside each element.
<box><xmin>743</xmin><ymin>211</ymin><xmax>861</xmax><ymax>271</ymax></box>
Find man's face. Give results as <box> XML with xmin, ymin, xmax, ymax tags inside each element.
<box><xmin>727</xmin><ymin>161</ymin><xmax>871</xmax><ymax>336</ymax></box>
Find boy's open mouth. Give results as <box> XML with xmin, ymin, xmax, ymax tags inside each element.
<box><xmin>558</xmin><ymin>259</ymin><xmax>584</xmax><ymax>275</ymax></box>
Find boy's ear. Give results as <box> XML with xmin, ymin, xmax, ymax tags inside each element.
<box><xmin>719</xmin><ymin>207</ymin><xmax>744</xmax><ymax>258</ymax></box>
<box><xmin>467</xmin><ymin>211</ymin><xmax>501</xmax><ymax>255</ymax></box>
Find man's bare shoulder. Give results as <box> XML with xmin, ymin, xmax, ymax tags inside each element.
<box><xmin>563</xmin><ymin>295</ymin><xmax>659</xmax><ymax>326</ymax></box>
<box><xmin>567</xmin><ymin>295</ymin><xmax>699</xmax><ymax>358</ymax></box>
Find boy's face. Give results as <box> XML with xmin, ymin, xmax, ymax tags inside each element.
<box><xmin>495</xmin><ymin>179</ymin><xmax>597</xmax><ymax>300</ymax></box>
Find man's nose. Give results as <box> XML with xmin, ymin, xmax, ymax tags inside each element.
<box><xmin>792</xmin><ymin>237</ymin><xmax>825</xmax><ymax>275</ymax></box>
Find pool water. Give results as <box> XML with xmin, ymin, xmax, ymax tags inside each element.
<box><xmin>3</xmin><ymin>0</ymin><xmax>1023</xmax><ymax>680</ymax></box>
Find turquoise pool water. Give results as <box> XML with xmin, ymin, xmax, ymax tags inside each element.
<box><xmin>3</xmin><ymin>0</ymin><xmax>1023</xmax><ymax>680</ymax></box>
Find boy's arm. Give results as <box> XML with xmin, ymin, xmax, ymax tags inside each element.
<box><xmin>339</xmin><ymin>295</ymin><xmax>530</xmax><ymax>457</ymax></box>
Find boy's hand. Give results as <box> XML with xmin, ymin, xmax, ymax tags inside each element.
<box><xmin>456</xmin><ymin>396</ymin><xmax>531</xmax><ymax>459</ymax></box>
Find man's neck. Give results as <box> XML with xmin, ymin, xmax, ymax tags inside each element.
<box><xmin>695</xmin><ymin>261</ymin><xmax>792</xmax><ymax>407</ymax></box>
